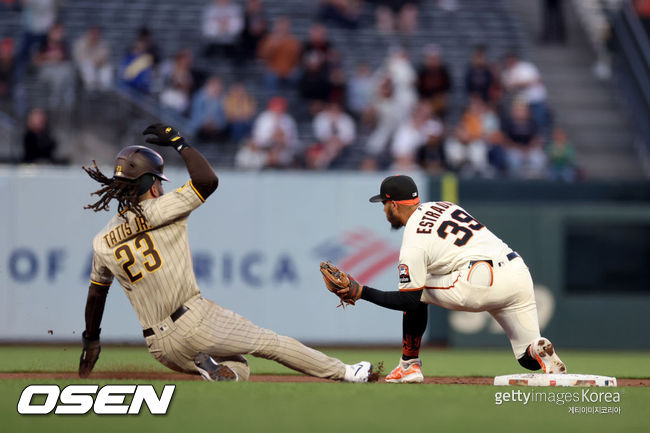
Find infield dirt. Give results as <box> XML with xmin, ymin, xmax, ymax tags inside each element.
<box><xmin>0</xmin><ymin>372</ymin><xmax>647</xmax><ymax>386</ymax></box>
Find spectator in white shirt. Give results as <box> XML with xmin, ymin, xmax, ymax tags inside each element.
<box><xmin>158</xmin><ymin>49</ymin><xmax>196</xmax><ymax>115</ymax></box>
<box><xmin>365</xmin><ymin>48</ymin><xmax>417</xmax><ymax>159</ymax></box>
<box><xmin>501</xmin><ymin>52</ymin><xmax>550</xmax><ymax>131</ymax></box>
<box><xmin>308</xmin><ymin>102</ymin><xmax>356</xmax><ymax>169</ymax></box>
<box><xmin>202</xmin><ymin>0</ymin><xmax>244</xmax><ymax>58</ymax></box>
<box><xmin>235</xmin><ymin>138</ymin><xmax>269</xmax><ymax>170</ymax></box>
<box><xmin>17</xmin><ymin>0</ymin><xmax>58</xmax><ymax>72</ymax></box>
<box><xmin>252</xmin><ymin>96</ymin><xmax>299</xmax><ymax>167</ymax></box>
<box><xmin>73</xmin><ymin>26</ymin><xmax>113</xmax><ymax>91</ymax></box>
<box><xmin>391</xmin><ymin>101</ymin><xmax>443</xmax><ymax>170</ymax></box>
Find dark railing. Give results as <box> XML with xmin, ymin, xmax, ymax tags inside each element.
<box><xmin>0</xmin><ymin>110</ymin><xmax>19</xmax><ymax>163</ymax></box>
<box><xmin>610</xmin><ymin>0</ymin><xmax>650</xmax><ymax>175</ymax></box>
<box><xmin>99</xmin><ymin>85</ymin><xmax>197</xmax><ymax>165</ymax></box>
<box><xmin>111</xmin><ymin>85</ymin><xmax>190</xmax><ymax>135</ymax></box>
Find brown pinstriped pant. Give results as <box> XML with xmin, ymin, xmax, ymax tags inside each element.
<box><xmin>144</xmin><ymin>295</ymin><xmax>346</xmax><ymax>381</ymax></box>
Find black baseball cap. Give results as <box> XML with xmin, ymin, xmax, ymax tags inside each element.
<box><xmin>369</xmin><ymin>175</ymin><xmax>420</xmax><ymax>205</ymax></box>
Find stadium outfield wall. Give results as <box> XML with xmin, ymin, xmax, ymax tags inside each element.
<box><xmin>1</xmin><ymin>167</ymin><xmax>648</xmax><ymax>348</ymax></box>
<box><xmin>0</xmin><ymin>167</ymin><xmax>428</xmax><ymax>344</ymax></box>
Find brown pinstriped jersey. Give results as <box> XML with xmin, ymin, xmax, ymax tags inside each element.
<box><xmin>89</xmin><ymin>180</ymin><xmax>205</xmax><ymax>329</ymax></box>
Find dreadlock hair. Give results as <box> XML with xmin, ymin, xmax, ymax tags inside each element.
<box><xmin>83</xmin><ymin>161</ymin><xmax>145</xmax><ymax>220</ymax></box>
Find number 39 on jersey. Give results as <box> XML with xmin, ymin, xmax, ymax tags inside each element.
<box><xmin>415</xmin><ymin>202</ymin><xmax>484</xmax><ymax>247</ymax></box>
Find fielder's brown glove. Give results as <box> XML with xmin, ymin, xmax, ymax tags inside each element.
<box><xmin>320</xmin><ymin>262</ymin><xmax>362</xmax><ymax>308</ymax></box>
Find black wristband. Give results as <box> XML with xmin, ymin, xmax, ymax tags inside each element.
<box><xmin>174</xmin><ymin>141</ymin><xmax>189</xmax><ymax>153</ymax></box>
<box><xmin>82</xmin><ymin>329</ymin><xmax>101</xmax><ymax>342</ymax></box>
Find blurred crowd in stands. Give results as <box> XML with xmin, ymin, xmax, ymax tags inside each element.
<box><xmin>0</xmin><ymin>0</ymin><xmax>590</xmax><ymax>181</ymax></box>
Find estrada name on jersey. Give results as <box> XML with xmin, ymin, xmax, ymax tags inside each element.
<box><xmin>398</xmin><ymin>201</ymin><xmax>510</xmax><ymax>291</ymax></box>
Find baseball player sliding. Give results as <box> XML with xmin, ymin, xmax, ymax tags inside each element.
<box><xmin>79</xmin><ymin>123</ymin><xmax>374</xmax><ymax>382</ymax></box>
<box><xmin>321</xmin><ymin>175</ymin><xmax>566</xmax><ymax>383</ymax></box>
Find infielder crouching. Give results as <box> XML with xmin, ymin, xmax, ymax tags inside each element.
<box><xmin>322</xmin><ymin>175</ymin><xmax>566</xmax><ymax>383</ymax></box>
<box><xmin>79</xmin><ymin>124</ymin><xmax>373</xmax><ymax>382</ymax></box>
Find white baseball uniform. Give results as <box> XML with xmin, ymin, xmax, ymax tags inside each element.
<box><xmin>89</xmin><ymin>180</ymin><xmax>346</xmax><ymax>380</ymax></box>
<box><xmin>397</xmin><ymin>200</ymin><xmax>541</xmax><ymax>358</ymax></box>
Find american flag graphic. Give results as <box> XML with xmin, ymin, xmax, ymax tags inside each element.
<box><xmin>312</xmin><ymin>228</ymin><xmax>400</xmax><ymax>284</ymax></box>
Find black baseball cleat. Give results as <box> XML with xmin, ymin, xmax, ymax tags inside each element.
<box><xmin>194</xmin><ymin>353</ymin><xmax>238</xmax><ymax>381</ymax></box>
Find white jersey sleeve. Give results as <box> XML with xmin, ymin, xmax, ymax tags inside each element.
<box><xmin>397</xmin><ymin>246</ymin><xmax>427</xmax><ymax>291</ymax></box>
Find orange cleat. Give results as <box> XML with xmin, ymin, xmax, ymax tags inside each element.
<box><xmin>385</xmin><ymin>358</ymin><xmax>424</xmax><ymax>383</ymax></box>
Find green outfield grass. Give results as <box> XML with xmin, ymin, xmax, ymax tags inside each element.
<box><xmin>0</xmin><ymin>345</ymin><xmax>648</xmax><ymax>433</ymax></box>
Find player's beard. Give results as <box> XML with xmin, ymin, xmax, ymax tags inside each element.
<box><xmin>386</xmin><ymin>206</ymin><xmax>403</xmax><ymax>230</ymax></box>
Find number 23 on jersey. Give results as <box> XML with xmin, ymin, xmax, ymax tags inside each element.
<box><xmin>113</xmin><ymin>233</ymin><xmax>163</xmax><ymax>284</ymax></box>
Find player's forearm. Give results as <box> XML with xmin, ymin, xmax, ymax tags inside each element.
<box><xmin>84</xmin><ymin>284</ymin><xmax>109</xmax><ymax>339</ymax></box>
<box><xmin>179</xmin><ymin>146</ymin><xmax>219</xmax><ymax>199</ymax></box>
<box><xmin>360</xmin><ymin>286</ymin><xmax>424</xmax><ymax>311</ymax></box>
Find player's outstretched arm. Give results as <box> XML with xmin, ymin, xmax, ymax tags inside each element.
<box><xmin>142</xmin><ymin>123</ymin><xmax>218</xmax><ymax>200</ymax></box>
<box><xmin>360</xmin><ymin>286</ymin><xmax>424</xmax><ymax>311</ymax></box>
<box><xmin>320</xmin><ymin>262</ymin><xmax>425</xmax><ymax>311</ymax></box>
<box><xmin>178</xmin><ymin>147</ymin><xmax>219</xmax><ymax>200</ymax></box>
<box><xmin>79</xmin><ymin>283</ymin><xmax>109</xmax><ymax>378</ymax></box>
